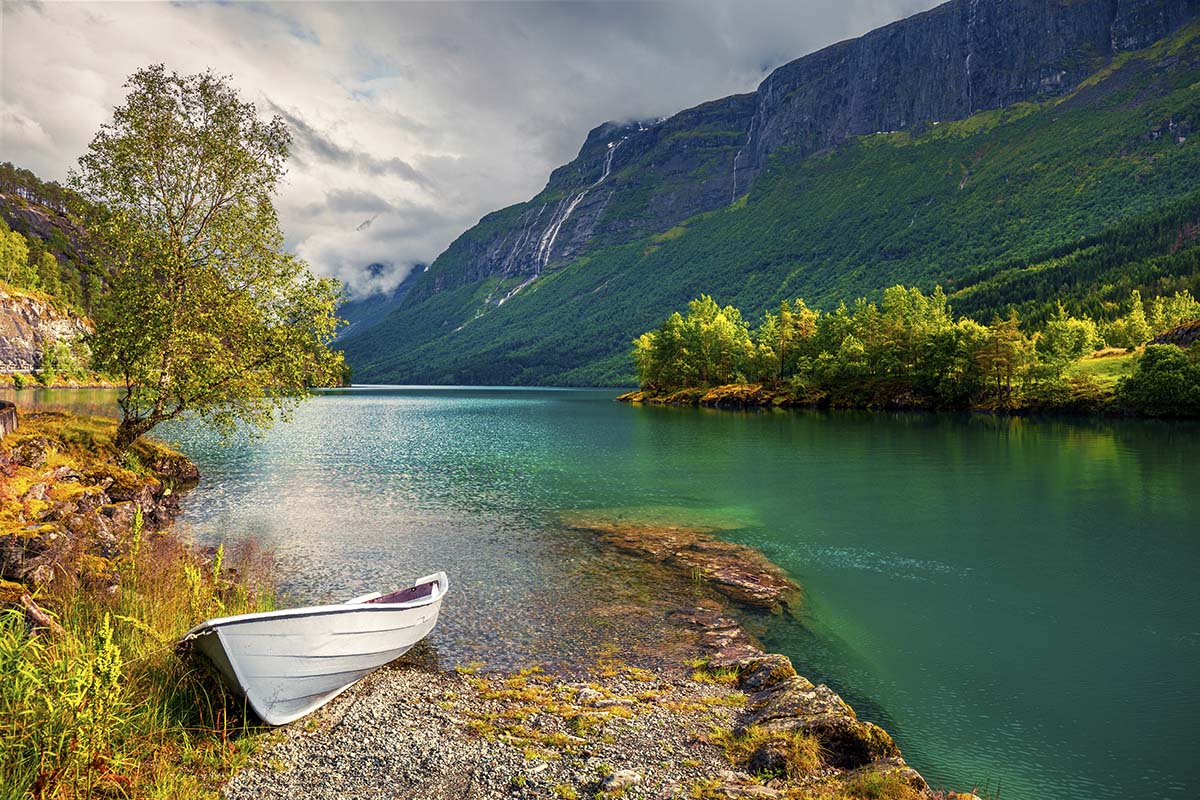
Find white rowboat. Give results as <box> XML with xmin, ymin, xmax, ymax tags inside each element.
<box><xmin>183</xmin><ymin>571</ymin><xmax>448</xmax><ymax>725</ymax></box>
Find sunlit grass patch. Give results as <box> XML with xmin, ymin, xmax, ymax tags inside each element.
<box><xmin>0</xmin><ymin>416</ymin><xmax>276</xmax><ymax>799</ymax></box>
<box><xmin>1065</xmin><ymin>348</ymin><xmax>1139</xmax><ymax>388</ymax></box>
<box><xmin>708</xmin><ymin>724</ymin><xmax>822</xmax><ymax>780</ymax></box>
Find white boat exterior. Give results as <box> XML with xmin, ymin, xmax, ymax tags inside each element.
<box><xmin>183</xmin><ymin>572</ymin><xmax>447</xmax><ymax>725</ymax></box>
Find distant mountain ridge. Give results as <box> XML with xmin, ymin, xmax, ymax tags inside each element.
<box><xmin>340</xmin><ymin>0</ymin><xmax>1200</xmax><ymax>385</ymax></box>
<box><xmin>336</xmin><ymin>264</ymin><xmax>424</xmax><ymax>340</ymax></box>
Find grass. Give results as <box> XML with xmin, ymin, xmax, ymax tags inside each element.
<box><xmin>689</xmin><ymin>770</ymin><xmax>929</xmax><ymax>800</ymax></box>
<box><xmin>1064</xmin><ymin>348</ymin><xmax>1140</xmax><ymax>388</ymax></box>
<box><xmin>0</xmin><ymin>413</ymin><xmax>276</xmax><ymax>799</ymax></box>
<box><xmin>830</xmin><ymin>772</ymin><xmax>928</xmax><ymax>800</ymax></box>
<box><xmin>709</xmin><ymin>724</ymin><xmax>823</xmax><ymax>781</ymax></box>
<box><xmin>686</xmin><ymin>657</ymin><xmax>741</xmax><ymax>686</ymax></box>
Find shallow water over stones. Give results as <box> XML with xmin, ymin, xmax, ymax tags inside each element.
<box><xmin>5</xmin><ymin>385</ymin><xmax>1198</xmax><ymax>800</ymax></box>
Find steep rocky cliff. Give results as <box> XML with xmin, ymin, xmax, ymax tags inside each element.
<box><xmin>404</xmin><ymin>94</ymin><xmax>755</xmax><ymax>305</ymax></box>
<box><xmin>0</xmin><ymin>286</ymin><xmax>90</xmax><ymax>372</ymax></box>
<box><xmin>402</xmin><ymin>0</ymin><xmax>1198</xmax><ymax>306</ymax></box>
<box><xmin>739</xmin><ymin>0</ymin><xmax>1199</xmax><ymax>186</ymax></box>
<box><xmin>342</xmin><ymin>0</ymin><xmax>1200</xmax><ymax>385</ymax></box>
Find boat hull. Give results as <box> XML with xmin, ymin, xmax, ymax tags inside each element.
<box><xmin>186</xmin><ymin>572</ymin><xmax>446</xmax><ymax>725</ymax></box>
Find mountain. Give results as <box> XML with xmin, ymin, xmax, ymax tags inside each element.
<box><xmin>340</xmin><ymin>0</ymin><xmax>1200</xmax><ymax>385</ymax></box>
<box><xmin>0</xmin><ymin>162</ymin><xmax>107</xmax><ymax>313</ymax></box>
<box><xmin>336</xmin><ymin>264</ymin><xmax>424</xmax><ymax>340</ymax></box>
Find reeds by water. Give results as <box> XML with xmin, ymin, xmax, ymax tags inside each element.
<box><xmin>0</xmin><ymin>512</ymin><xmax>275</xmax><ymax>799</ymax></box>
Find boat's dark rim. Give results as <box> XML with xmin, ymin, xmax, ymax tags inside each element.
<box><xmin>182</xmin><ymin>572</ymin><xmax>447</xmax><ymax>639</ymax></box>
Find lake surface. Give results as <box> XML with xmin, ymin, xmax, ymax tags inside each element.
<box><xmin>4</xmin><ymin>386</ymin><xmax>1197</xmax><ymax>799</ymax></box>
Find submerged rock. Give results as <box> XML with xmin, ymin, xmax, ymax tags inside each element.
<box><xmin>563</xmin><ymin>514</ymin><xmax>801</xmax><ymax>613</ymax></box>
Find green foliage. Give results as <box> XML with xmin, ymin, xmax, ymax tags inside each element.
<box><xmin>1117</xmin><ymin>344</ymin><xmax>1200</xmax><ymax>416</ymax></box>
<box><xmin>1</xmin><ymin>162</ymin><xmax>101</xmax><ymax>312</ymax></box>
<box><xmin>0</xmin><ymin>540</ymin><xmax>274</xmax><ymax>798</ymax></box>
<box><xmin>0</xmin><ymin>218</ymin><xmax>38</xmax><ymax>289</ymax></box>
<box><xmin>1102</xmin><ymin>290</ymin><xmax>1153</xmax><ymax>349</ymax></box>
<box><xmin>35</xmin><ymin>340</ymin><xmax>89</xmax><ymax>386</ymax></box>
<box><xmin>948</xmin><ymin>191</ymin><xmax>1200</xmax><ymax>327</ymax></box>
<box><xmin>634</xmin><ymin>285</ymin><xmax>1046</xmax><ymax>409</ymax></box>
<box><xmin>633</xmin><ymin>295</ymin><xmax>754</xmax><ymax>389</ymax></box>
<box><xmin>342</xmin><ymin>26</ymin><xmax>1200</xmax><ymax>387</ymax></box>
<box><xmin>633</xmin><ymin>288</ymin><xmax>1200</xmax><ymax>416</ymax></box>
<box><xmin>1148</xmin><ymin>289</ymin><xmax>1200</xmax><ymax>334</ymax></box>
<box><xmin>72</xmin><ymin>66</ymin><xmax>345</xmax><ymax>449</ymax></box>
<box><xmin>1038</xmin><ymin>304</ymin><xmax>1102</xmax><ymax>368</ymax></box>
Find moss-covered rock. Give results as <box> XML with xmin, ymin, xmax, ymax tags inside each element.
<box><xmin>0</xmin><ymin>410</ymin><xmax>195</xmax><ymax>591</ymax></box>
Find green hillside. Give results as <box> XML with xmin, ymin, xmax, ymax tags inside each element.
<box><xmin>342</xmin><ymin>25</ymin><xmax>1200</xmax><ymax>386</ymax></box>
<box><xmin>0</xmin><ymin>162</ymin><xmax>106</xmax><ymax>313</ymax></box>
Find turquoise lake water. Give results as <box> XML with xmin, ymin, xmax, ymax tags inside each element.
<box><xmin>4</xmin><ymin>386</ymin><xmax>1197</xmax><ymax>799</ymax></box>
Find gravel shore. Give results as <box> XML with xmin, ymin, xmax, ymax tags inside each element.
<box><xmin>223</xmin><ymin>521</ymin><xmax>975</xmax><ymax>800</ymax></box>
<box><xmin>225</xmin><ymin>656</ymin><xmax>743</xmax><ymax>800</ymax></box>
<box><xmin>224</xmin><ymin>607</ymin><xmax>963</xmax><ymax>800</ymax></box>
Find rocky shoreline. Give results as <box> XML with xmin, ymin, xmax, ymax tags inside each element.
<box><xmin>228</xmin><ymin>516</ymin><xmax>974</xmax><ymax>800</ymax></box>
<box><xmin>0</xmin><ymin>410</ymin><xmax>974</xmax><ymax>799</ymax></box>
<box><xmin>226</xmin><ymin>597</ymin><xmax>967</xmax><ymax>800</ymax></box>
<box><xmin>616</xmin><ymin>383</ymin><xmax>1089</xmax><ymax>414</ymax></box>
<box><xmin>0</xmin><ymin>410</ymin><xmax>197</xmax><ymax>613</ymax></box>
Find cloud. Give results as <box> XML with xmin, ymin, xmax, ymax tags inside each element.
<box><xmin>1</xmin><ymin>0</ymin><xmax>940</xmax><ymax>298</ymax></box>
<box><xmin>268</xmin><ymin>103</ymin><xmax>433</xmax><ymax>189</ymax></box>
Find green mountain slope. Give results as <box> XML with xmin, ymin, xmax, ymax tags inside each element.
<box><xmin>343</xmin><ymin>23</ymin><xmax>1200</xmax><ymax>386</ymax></box>
<box><xmin>0</xmin><ymin>162</ymin><xmax>106</xmax><ymax>313</ymax></box>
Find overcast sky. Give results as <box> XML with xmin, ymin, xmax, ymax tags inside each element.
<box><xmin>1</xmin><ymin>0</ymin><xmax>939</xmax><ymax>297</ymax></box>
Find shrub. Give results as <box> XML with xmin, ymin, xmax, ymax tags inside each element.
<box><xmin>1117</xmin><ymin>344</ymin><xmax>1200</xmax><ymax>417</ymax></box>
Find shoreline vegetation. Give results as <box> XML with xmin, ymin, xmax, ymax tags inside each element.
<box><xmin>0</xmin><ymin>407</ymin><xmax>983</xmax><ymax>799</ymax></box>
<box><xmin>4</xmin><ymin>374</ymin><xmax>121</xmax><ymax>391</ymax></box>
<box><xmin>625</xmin><ymin>289</ymin><xmax>1200</xmax><ymax>417</ymax></box>
<box><xmin>0</xmin><ymin>409</ymin><xmax>276</xmax><ymax>799</ymax></box>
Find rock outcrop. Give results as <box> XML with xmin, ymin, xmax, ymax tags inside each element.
<box><xmin>1151</xmin><ymin>318</ymin><xmax>1200</xmax><ymax>346</ymax></box>
<box><xmin>0</xmin><ymin>286</ymin><xmax>90</xmax><ymax>372</ymax></box>
<box><xmin>740</xmin><ymin>0</ymin><xmax>1200</xmax><ymax>187</ymax></box>
<box><xmin>675</xmin><ymin>602</ymin><xmax>931</xmax><ymax>796</ymax></box>
<box><xmin>563</xmin><ymin>513</ymin><xmax>801</xmax><ymax>613</ymax></box>
<box><xmin>0</xmin><ymin>412</ymin><xmax>196</xmax><ymax>592</ymax></box>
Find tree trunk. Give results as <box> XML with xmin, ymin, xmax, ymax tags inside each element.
<box><xmin>114</xmin><ymin>417</ymin><xmax>156</xmax><ymax>451</ymax></box>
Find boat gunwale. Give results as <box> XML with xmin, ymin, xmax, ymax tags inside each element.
<box><xmin>182</xmin><ymin>571</ymin><xmax>448</xmax><ymax>640</ymax></box>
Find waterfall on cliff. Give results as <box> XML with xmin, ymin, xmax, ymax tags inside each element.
<box><xmin>731</xmin><ymin>112</ymin><xmax>758</xmax><ymax>203</ymax></box>
<box><xmin>965</xmin><ymin>0</ymin><xmax>980</xmax><ymax>112</ymax></box>
<box><xmin>534</xmin><ymin>138</ymin><xmax>625</xmax><ymax>272</ymax></box>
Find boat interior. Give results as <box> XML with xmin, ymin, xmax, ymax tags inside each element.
<box><xmin>364</xmin><ymin>579</ymin><xmax>438</xmax><ymax>605</ymax></box>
